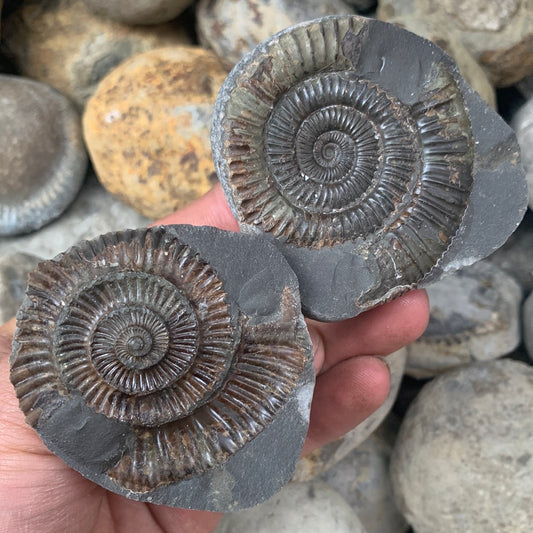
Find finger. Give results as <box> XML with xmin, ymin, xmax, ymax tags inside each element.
<box><xmin>154</xmin><ymin>183</ymin><xmax>239</xmax><ymax>231</ymax></box>
<box><xmin>302</xmin><ymin>356</ymin><xmax>390</xmax><ymax>455</ymax></box>
<box><xmin>310</xmin><ymin>289</ymin><xmax>429</xmax><ymax>373</ymax></box>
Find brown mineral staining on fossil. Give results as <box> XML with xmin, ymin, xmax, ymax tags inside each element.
<box><xmin>212</xmin><ymin>15</ymin><xmax>527</xmax><ymax>321</ymax></box>
<box><xmin>10</xmin><ymin>225</ymin><xmax>314</xmax><ymax>510</ymax></box>
<box><xmin>83</xmin><ymin>47</ymin><xmax>228</xmax><ymax>219</ymax></box>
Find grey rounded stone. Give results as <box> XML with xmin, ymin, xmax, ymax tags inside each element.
<box><xmin>82</xmin><ymin>0</ymin><xmax>194</xmax><ymax>25</ymax></box>
<box><xmin>522</xmin><ymin>291</ymin><xmax>533</xmax><ymax>362</ymax></box>
<box><xmin>512</xmin><ymin>98</ymin><xmax>533</xmax><ymax>210</ymax></box>
<box><xmin>0</xmin><ymin>174</ymin><xmax>150</xmax><ymax>260</ymax></box>
<box><xmin>406</xmin><ymin>262</ymin><xmax>522</xmax><ymax>378</ymax></box>
<box><xmin>321</xmin><ymin>415</ymin><xmax>408</xmax><ymax>533</ymax></box>
<box><xmin>216</xmin><ymin>481</ymin><xmax>368</xmax><ymax>533</ymax></box>
<box><xmin>0</xmin><ymin>75</ymin><xmax>87</xmax><ymax>236</ymax></box>
<box><xmin>0</xmin><ymin>252</ymin><xmax>42</xmax><ymax>324</ymax></box>
<box><xmin>196</xmin><ymin>0</ymin><xmax>354</xmax><ymax>69</ymax></box>
<box><xmin>293</xmin><ymin>348</ymin><xmax>407</xmax><ymax>481</ymax></box>
<box><xmin>391</xmin><ymin>359</ymin><xmax>533</xmax><ymax>533</ymax></box>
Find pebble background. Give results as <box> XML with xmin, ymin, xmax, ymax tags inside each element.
<box><xmin>1</xmin><ymin>1</ymin><xmax>532</xmax><ymax>532</ymax></box>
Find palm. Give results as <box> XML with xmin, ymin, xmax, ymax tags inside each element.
<box><xmin>0</xmin><ymin>185</ymin><xmax>429</xmax><ymax>532</ymax></box>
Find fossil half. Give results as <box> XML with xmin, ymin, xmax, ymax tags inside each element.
<box><xmin>212</xmin><ymin>15</ymin><xmax>527</xmax><ymax>321</ymax></box>
<box><xmin>9</xmin><ymin>225</ymin><xmax>314</xmax><ymax>511</ymax></box>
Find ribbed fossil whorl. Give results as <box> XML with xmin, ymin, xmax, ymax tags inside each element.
<box><xmin>10</xmin><ymin>226</ymin><xmax>313</xmax><ymax>505</ymax></box>
<box><xmin>213</xmin><ymin>15</ymin><xmax>476</xmax><ymax>319</ymax></box>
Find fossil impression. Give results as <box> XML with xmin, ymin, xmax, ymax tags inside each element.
<box><xmin>212</xmin><ymin>15</ymin><xmax>527</xmax><ymax>321</ymax></box>
<box><xmin>9</xmin><ymin>225</ymin><xmax>314</xmax><ymax>511</ymax></box>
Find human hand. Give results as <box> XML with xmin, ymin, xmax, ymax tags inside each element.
<box><xmin>0</xmin><ymin>183</ymin><xmax>429</xmax><ymax>532</ymax></box>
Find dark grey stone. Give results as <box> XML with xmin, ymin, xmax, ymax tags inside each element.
<box><xmin>212</xmin><ymin>15</ymin><xmax>526</xmax><ymax>321</ymax></box>
<box><xmin>0</xmin><ymin>251</ymin><xmax>41</xmax><ymax>324</ymax></box>
<box><xmin>0</xmin><ymin>75</ymin><xmax>87</xmax><ymax>236</ymax></box>
<box><xmin>10</xmin><ymin>225</ymin><xmax>314</xmax><ymax>511</ymax></box>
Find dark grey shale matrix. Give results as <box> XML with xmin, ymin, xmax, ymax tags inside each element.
<box><xmin>212</xmin><ymin>15</ymin><xmax>527</xmax><ymax>321</ymax></box>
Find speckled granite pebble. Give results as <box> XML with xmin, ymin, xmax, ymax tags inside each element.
<box><xmin>0</xmin><ymin>75</ymin><xmax>87</xmax><ymax>236</ymax></box>
<box><xmin>2</xmin><ymin>0</ymin><xmax>191</xmax><ymax>108</ymax></box>
<box><xmin>82</xmin><ymin>0</ymin><xmax>194</xmax><ymax>25</ymax></box>
<box><xmin>293</xmin><ymin>349</ymin><xmax>406</xmax><ymax>481</ymax></box>
<box><xmin>406</xmin><ymin>262</ymin><xmax>522</xmax><ymax>378</ymax></box>
<box><xmin>0</xmin><ymin>252</ymin><xmax>41</xmax><ymax>324</ymax></box>
<box><xmin>391</xmin><ymin>359</ymin><xmax>533</xmax><ymax>533</ymax></box>
<box><xmin>216</xmin><ymin>481</ymin><xmax>367</xmax><ymax>533</ymax></box>
<box><xmin>196</xmin><ymin>0</ymin><xmax>354</xmax><ymax>69</ymax></box>
<box><xmin>83</xmin><ymin>46</ymin><xmax>227</xmax><ymax>219</ymax></box>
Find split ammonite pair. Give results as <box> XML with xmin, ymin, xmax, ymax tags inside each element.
<box><xmin>9</xmin><ymin>16</ymin><xmax>526</xmax><ymax>511</ymax></box>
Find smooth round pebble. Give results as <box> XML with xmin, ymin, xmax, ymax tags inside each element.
<box><xmin>293</xmin><ymin>348</ymin><xmax>406</xmax><ymax>481</ymax></box>
<box><xmin>2</xmin><ymin>0</ymin><xmax>191</xmax><ymax>108</ymax></box>
<box><xmin>0</xmin><ymin>252</ymin><xmax>42</xmax><ymax>324</ymax></box>
<box><xmin>83</xmin><ymin>47</ymin><xmax>227</xmax><ymax>219</ymax></box>
<box><xmin>406</xmin><ymin>262</ymin><xmax>522</xmax><ymax>378</ymax></box>
<box><xmin>321</xmin><ymin>415</ymin><xmax>408</xmax><ymax>533</ymax></box>
<box><xmin>82</xmin><ymin>0</ymin><xmax>194</xmax><ymax>25</ymax></box>
<box><xmin>391</xmin><ymin>359</ymin><xmax>533</xmax><ymax>533</ymax></box>
<box><xmin>0</xmin><ymin>75</ymin><xmax>87</xmax><ymax>236</ymax></box>
<box><xmin>196</xmin><ymin>0</ymin><xmax>354</xmax><ymax>69</ymax></box>
<box><xmin>215</xmin><ymin>481</ymin><xmax>367</xmax><ymax>533</ymax></box>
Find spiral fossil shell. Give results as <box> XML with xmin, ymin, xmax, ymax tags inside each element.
<box><xmin>10</xmin><ymin>225</ymin><xmax>313</xmax><ymax>510</ymax></box>
<box><xmin>212</xmin><ymin>15</ymin><xmax>477</xmax><ymax>320</ymax></box>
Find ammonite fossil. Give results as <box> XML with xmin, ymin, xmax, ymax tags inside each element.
<box><xmin>9</xmin><ymin>225</ymin><xmax>314</xmax><ymax>511</ymax></box>
<box><xmin>212</xmin><ymin>15</ymin><xmax>527</xmax><ymax>321</ymax></box>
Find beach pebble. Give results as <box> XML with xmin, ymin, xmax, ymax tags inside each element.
<box><xmin>2</xmin><ymin>0</ymin><xmax>191</xmax><ymax>108</ymax></box>
<box><xmin>391</xmin><ymin>359</ymin><xmax>533</xmax><ymax>533</ymax></box>
<box><xmin>83</xmin><ymin>46</ymin><xmax>227</xmax><ymax>219</ymax></box>
<box><xmin>196</xmin><ymin>0</ymin><xmax>353</xmax><ymax>69</ymax></box>
<box><xmin>0</xmin><ymin>75</ymin><xmax>87</xmax><ymax>236</ymax></box>
<box><xmin>216</xmin><ymin>481</ymin><xmax>368</xmax><ymax>533</ymax></box>
<box><xmin>81</xmin><ymin>0</ymin><xmax>194</xmax><ymax>25</ymax></box>
<box><xmin>406</xmin><ymin>262</ymin><xmax>522</xmax><ymax>378</ymax></box>
<box><xmin>293</xmin><ymin>349</ymin><xmax>406</xmax><ymax>481</ymax></box>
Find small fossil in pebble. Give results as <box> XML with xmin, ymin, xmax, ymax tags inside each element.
<box><xmin>0</xmin><ymin>75</ymin><xmax>87</xmax><ymax>236</ymax></box>
<box><xmin>212</xmin><ymin>15</ymin><xmax>526</xmax><ymax>321</ymax></box>
<box><xmin>10</xmin><ymin>225</ymin><xmax>314</xmax><ymax>511</ymax></box>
